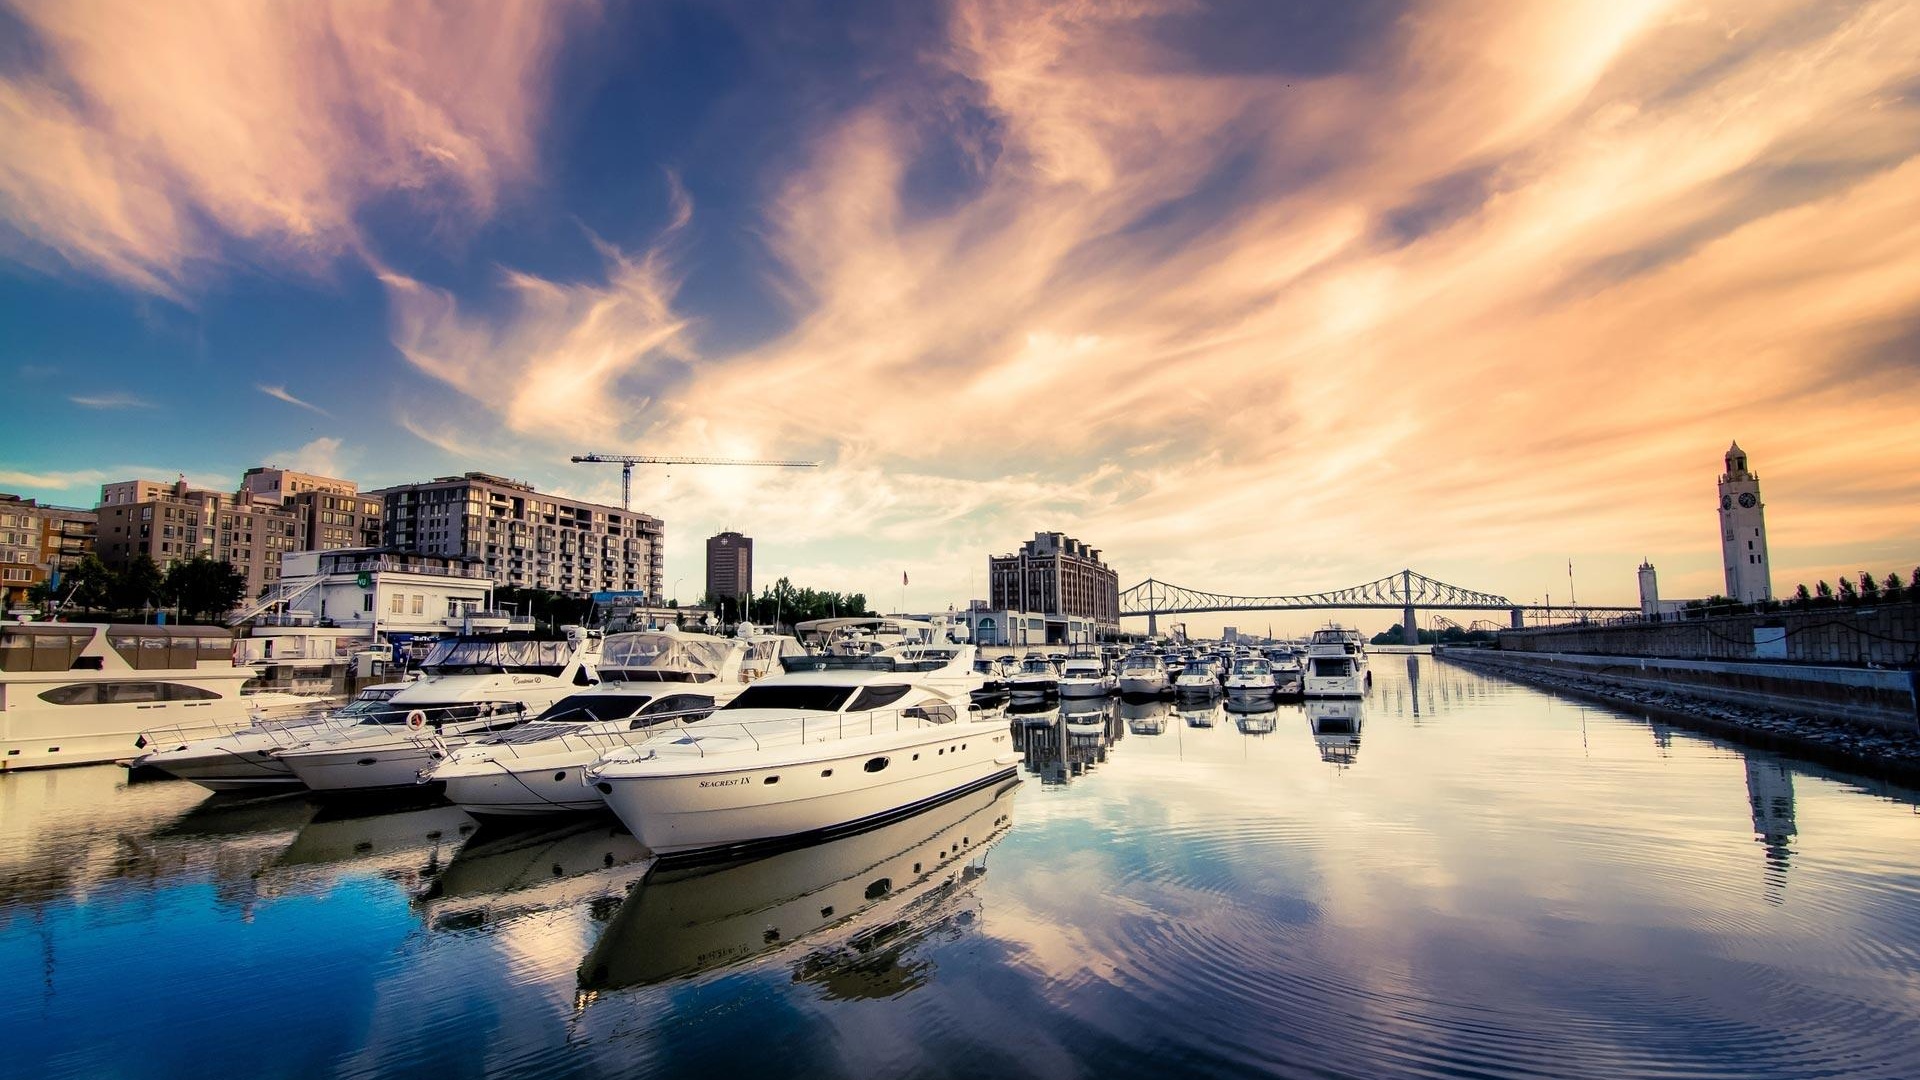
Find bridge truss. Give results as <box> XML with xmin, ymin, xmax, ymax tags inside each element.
<box><xmin>1119</xmin><ymin>569</ymin><xmax>1636</xmax><ymax>641</ymax></box>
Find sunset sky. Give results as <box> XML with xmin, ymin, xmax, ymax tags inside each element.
<box><xmin>2</xmin><ymin>0</ymin><xmax>1917</xmax><ymax>634</ymax></box>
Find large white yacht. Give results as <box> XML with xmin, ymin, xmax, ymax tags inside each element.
<box><xmin>1115</xmin><ymin>652</ymin><xmax>1169</xmax><ymax>696</ymax></box>
<box><xmin>132</xmin><ymin>682</ymin><xmax>409</xmax><ymax>790</ymax></box>
<box><xmin>427</xmin><ymin>629</ymin><xmax>765</xmax><ymax>817</ymax></box>
<box><xmin>1</xmin><ymin>621</ymin><xmax>314</xmax><ymax>771</ymax></box>
<box><xmin>586</xmin><ymin>668</ymin><xmax>1017</xmax><ymax>859</ymax></box>
<box><xmin>1303</xmin><ymin>625</ymin><xmax>1370</xmax><ymax>698</ymax></box>
<box><xmin>275</xmin><ymin>628</ymin><xmax>600</xmax><ymax>794</ymax></box>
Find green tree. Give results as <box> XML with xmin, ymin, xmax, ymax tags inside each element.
<box><xmin>1792</xmin><ymin>583</ymin><xmax>1812</xmax><ymax>607</ymax></box>
<box><xmin>1837</xmin><ymin>576</ymin><xmax>1858</xmax><ymax>603</ymax></box>
<box><xmin>1884</xmin><ymin>573</ymin><xmax>1905</xmax><ymax>602</ymax></box>
<box><xmin>54</xmin><ymin>553</ymin><xmax>117</xmax><ymax>612</ymax></box>
<box><xmin>112</xmin><ymin>555</ymin><xmax>164</xmax><ymax>614</ymax></box>
<box><xmin>1815</xmin><ymin>580</ymin><xmax>1833</xmax><ymax>603</ymax></box>
<box><xmin>1858</xmin><ymin>571</ymin><xmax>1879</xmax><ymax>601</ymax></box>
<box><xmin>164</xmin><ymin>557</ymin><xmax>246</xmax><ymax>621</ymax></box>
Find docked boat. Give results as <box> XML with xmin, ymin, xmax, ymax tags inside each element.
<box><xmin>1303</xmin><ymin>625</ymin><xmax>1370</xmax><ymax>698</ymax></box>
<box><xmin>1006</xmin><ymin>654</ymin><xmax>1060</xmax><ymax>696</ymax></box>
<box><xmin>132</xmin><ymin>682</ymin><xmax>410</xmax><ymax>790</ymax></box>
<box><xmin>1174</xmin><ymin>657</ymin><xmax>1221</xmax><ymax>697</ymax></box>
<box><xmin>1</xmin><ymin>621</ymin><xmax>316</xmax><ymax>771</ymax></box>
<box><xmin>970</xmin><ymin>654</ymin><xmax>1014</xmax><ymax>699</ymax></box>
<box><xmin>1115</xmin><ymin>652</ymin><xmax>1169</xmax><ymax>696</ymax></box>
<box><xmin>1057</xmin><ymin>656</ymin><xmax>1111</xmax><ymax>697</ymax></box>
<box><xmin>1223</xmin><ymin>656</ymin><xmax>1276</xmax><ymax>695</ymax></box>
<box><xmin>276</xmin><ymin>628</ymin><xmax>599</xmax><ymax>794</ymax></box>
<box><xmin>585</xmin><ymin>669</ymin><xmax>1017</xmax><ymax>859</ymax></box>
<box><xmin>428</xmin><ymin>629</ymin><xmax>760</xmax><ymax>817</ymax></box>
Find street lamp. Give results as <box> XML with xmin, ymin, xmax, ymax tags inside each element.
<box><xmin>672</xmin><ymin>577</ymin><xmax>683</xmax><ymax>605</ymax></box>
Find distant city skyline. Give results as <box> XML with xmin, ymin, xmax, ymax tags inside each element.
<box><xmin>3</xmin><ymin>1</ymin><xmax>1918</xmax><ymax>637</ymax></box>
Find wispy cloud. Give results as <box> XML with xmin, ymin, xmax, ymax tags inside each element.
<box><xmin>0</xmin><ymin>0</ymin><xmax>588</xmax><ymax>297</ymax></box>
<box><xmin>68</xmin><ymin>392</ymin><xmax>155</xmax><ymax>409</ymax></box>
<box><xmin>0</xmin><ymin>467</ymin><xmax>110</xmax><ymax>490</ymax></box>
<box><xmin>261</xmin><ymin>436</ymin><xmax>348</xmax><ymax>478</ymax></box>
<box><xmin>256</xmin><ymin>384</ymin><xmax>330</xmax><ymax>416</ymax></box>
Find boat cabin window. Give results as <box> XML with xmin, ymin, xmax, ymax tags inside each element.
<box><xmin>534</xmin><ymin>693</ymin><xmax>654</xmax><ymax>724</ymax></box>
<box><xmin>721</xmin><ymin>684</ymin><xmax>858</xmax><ymax>713</ymax></box>
<box><xmin>1312</xmin><ymin>658</ymin><xmax>1353</xmax><ymax>677</ymax></box>
<box><xmin>1</xmin><ymin>627</ymin><xmax>94</xmax><ymax>672</ymax></box>
<box><xmin>903</xmin><ymin>703</ymin><xmax>957</xmax><ymax>724</ymax></box>
<box><xmin>847</xmin><ymin>684</ymin><xmax>913</xmax><ymax>711</ymax></box>
<box><xmin>1018</xmin><ymin>658</ymin><xmax>1053</xmax><ymax>674</ymax></box>
<box><xmin>36</xmin><ymin>681</ymin><xmax>224</xmax><ymax>705</ymax></box>
<box><xmin>1234</xmin><ymin>659</ymin><xmax>1271</xmax><ymax>675</ymax></box>
<box><xmin>421</xmin><ymin>637</ymin><xmax>572</xmax><ymax>676</ymax></box>
<box><xmin>639</xmin><ymin>693</ymin><xmax>716</xmax><ymax>718</ymax></box>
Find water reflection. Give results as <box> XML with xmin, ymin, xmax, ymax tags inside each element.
<box><xmin>415</xmin><ymin>816</ymin><xmax>652</xmax><ymax>932</ymax></box>
<box><xmin>1118</xmin><ymin>697</ymin><xmax>1169</xmax><ymax>735</ymax></box>
<box><xmin>578</xmin><ymin>776</ymin><xmax>1017</xmax><ymax>994</ymax></box>
<box><xmin>1306</xmin><ymin>699</ymin><xmax>1364</xmax><ymax>766</ymax></box>
<box><xmin>260</xmin><ymin>801</ymin><xmax>476</xmax><ymax>896</ymax></box>
<box><xmin>1744</xmin><ymin>756</ymin><xmax>1797</xmax><ymax>904</ymax></box>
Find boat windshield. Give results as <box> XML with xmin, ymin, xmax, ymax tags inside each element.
<box><xmin>1120</xmin><ymin>655</ymin><xmax>1161</xmax><ymax>672</ymax></box>
<box><xmin>1234</xmin><ymin>659</ymin><xmax>1271</xmax><ymax>675</ymax></box>
<box><xmin>1019</xmin><ymin>658</ymin><xmax>1053</xmax><ymax>674</ymax></box>
<box><xmin>421</xmin><ymin>637</ymin><xmax>573</xmax><ymax>676</ymax></box>
<box><xmin>598</xmin><ymin>632</ymin><xmax>737</xmax><ymax>682</ymax></box>
<box><xmin>719</xmin><ymin>683</ymin><xmax>858</xmax><ymax>713</ymax></box>
<box><xmin>1063</xmin><ymin>661</ymin><xmax>1100</xmax><ymax>675</ymax></box>
<box><xmin>532</xmin><ymin>693</ymin><xmax>655</xmax><ymax>724</ymax></box>
<box><xmin>335</xmin><ymin>694</ymin><xmax>403</xmax><ymax>718</ymax></box>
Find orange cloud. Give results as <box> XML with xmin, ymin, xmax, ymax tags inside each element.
<box><xmin>0</xmin><ymin>0</ymin><xmax>585</xmax><ymax>296</ymax></box>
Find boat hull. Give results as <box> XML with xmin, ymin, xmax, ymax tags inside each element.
<box><xmin>1116</xmin><ymin>674</ymin><xmax>1167</xmax><ymax>695</ymax></box>
<box><xmin>280</xmin><ymin>736</ymin><xmax>449</xmax><ymax>793</ymax></box>
<box><xmin>594</xmin><ymin>721</ymin><xmax>1016</xmax><ymax>858</ymax></box>
<box><xmin>438</xmin><ymin>746</ymin><xmax>616</xmax><ymax>817</ymax></box>
<box><xmin>1057</xmin><ymin>678</ymin><xmax>1109</xmax><ymax>697</ymax></box>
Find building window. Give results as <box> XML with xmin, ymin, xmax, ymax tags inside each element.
<box><xmin>391</xmin><ymin>594</ymin><xmax>405</xmax><ymax>614</ymax></box>
<box><xmin>411</xmin><ymin>595</ymin><xmax>423</xmax><ymax>615</ymax></box>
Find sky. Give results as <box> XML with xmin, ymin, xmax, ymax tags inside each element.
<box><xmin>2</xmin><ymin>0</ymin><xmax>1918</xmax><ymax>636</ymax></box>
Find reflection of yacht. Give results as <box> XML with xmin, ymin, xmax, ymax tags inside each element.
<box><xmin>427</xmin><ymin>630</ymin><xmax>759</xmax><ymax>817</ymax></box>
<box><xmin>133</xmin><ymin>682</ymin><xmax>409</xmax><ymax>790</ymax></box>
<box><xmin>1233</xmin><ymin>709</ymin><xmax>1279</xmax><ymax>735</ymax></box>
<box><xmin>1057</xmin><ymin>657</ymin><xmax>1111</xmax><ymax>697</ymax></box>
<box><xmin>258</xmin><ymin>802</ymin><xmax>477</xmax><ymax>896</ymax></box>
<box><xmin>579</xmin><ymin>776</ymin><xmax>1016</xmax><ymax>992</ymax></box>
<box><xmin>1119</xmin><ymin>696</ymin><xmax>1170</xmax><ymax>736</ymax></box>
<box><xmin>1061</xmin><ymin>696</ymin><xmax>1107</xmax><ymax>734</ymax></box>
<box><xmin>276</xmin><ymin>628</ymin><xmax>600</xmax><ymax>794</ymax></box>
<box><xmin>587</xmin><ymin>670</ymin><xmax>1016</xmax><ymax>859</ymax></box>
<box><xmin>414</xmin><ymin>817</ymin><xmax>653</xmax><ymax>931</ymax></box>
<box><xmin>1180</xmin><ymin>701</ymin><xmax>1217</xmax><ymax>727</ymax></box>
<box><xmin>1307</xmin><ymin>699</ymin><xmax>1364</xmax><ymax>765</ymax></box>
<box><xmin>1006</xmin><ymin>696</ymin><xmax>1059</xmax><ymax>726</ymax></box>
<box><xmin>1303</xmin><ymin>626</ymin><xmax>1369</xmax><ymax>698</ymax></box>
<box><xmin>1</xmin><ymin>622</ymin><xmax>315</xmax><ymax>771</ymax></box>
<box><xmin>1115</xmin><ymin>652</ymin><xmax>1169</xmax><ymax>696</ymax></box>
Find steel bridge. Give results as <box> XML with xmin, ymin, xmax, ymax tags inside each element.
<box><xmin>1119</xmin><ymin>569</ymin><xmax>1637</xmax><ymax>643</ymax></box>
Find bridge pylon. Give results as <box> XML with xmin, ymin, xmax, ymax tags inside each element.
<box><xmin>1401</xmin><ymin>569</ymin><xmax>1418</xmax><ymax>646</ymax></box>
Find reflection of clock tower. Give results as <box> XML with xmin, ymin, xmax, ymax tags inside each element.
<box><xmin>1718</xmin><ymin>441</ymin><xmax>1771</xmax><ymax>603</ymax></box>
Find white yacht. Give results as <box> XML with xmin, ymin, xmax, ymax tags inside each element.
<box><xmin>276</xmin><ymin>628</ymin><xmax>600</xmax><ymax>794</ymax></box>
<box><xmin>1174</xmin><ymin>657</ymin><xmax>1221</xmax><ymax>697</ymax></box>
<box><xmin>586</xmin><ymin>669</ymin><xmax>1017</xmax><ymax>859</ymax></box>
<box><xmin>1223</xmin><ymin>656</ymin><xmax>1276</xmax><ymax>695</ymax></box>
<box><xmin>1303</xmin><ymin>625</ymin><xmax>1370</xmax><ymax>698</ymax></box>
<box><xmin>133</xmin><ymin>682</ymin><xmax>409</xmax><ymax>790</ymax></box>
<box><xmin>428</xmin><ymin>629</ymin><xmax>761</xmax><ymax>817</ymax></box>
<box><xmin>1</xmin><ymin>621</ymin><xmax>315</xmax><ymax>771</ymax></box>
<box><xmin>1115</xmin><ymin>652</ymin><xmax>1169</xmax><ymax>696</ymax></box>
<box><xmin>1057</xmin><ymin>656</ymin><xmax>1111</xmax><ymax>697</ymax></box>
<box><xmin>1006</xmin><ymin>654</ymin><xmax>1060</xmax><ymax>696</ymax></box>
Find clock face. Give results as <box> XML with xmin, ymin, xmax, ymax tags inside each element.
<box><xmin>1738</xmin><ymin>492</ymin><xmax>1757</xmax><ymax>509</ymax></box>
<box><xmin>1720</xmin><ymin>495</ymin><xmax>1732</xmax><ymax>510</ymax></box>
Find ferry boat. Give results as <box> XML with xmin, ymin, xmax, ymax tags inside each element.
<box><xmin>1</xmin><ymin>621</ymin><xmax>314</xmax><ymax>771</ymax></box>
<box><xmin>1115</xmin><ymin>652</ymin><xmax>1169</xmax><ymax>696</ymax></box>
<box><xmin>275</xmin><ymin>628</ymin><xmax>599</xmax><ymax>794</ymax></box>
<box><xmin>586</xmin><ymin>668</ymin><xmax>1017</xmax><ymax>859</ymax></box>
<box><xmin>1302</xmin><ymin>625</ymin><xmax>1370</xmax><ymax>698</ymax></box>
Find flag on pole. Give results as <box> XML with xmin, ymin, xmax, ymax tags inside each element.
<box><xmin>902</xmin><ymin>571</ymin><xmax>909</xmax><ymax>586</ymax></box>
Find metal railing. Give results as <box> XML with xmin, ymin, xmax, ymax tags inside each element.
<box><xmin>598</xmin><ymin>701</ymin><xmax>973</xmax><ymax>762</ymax></box>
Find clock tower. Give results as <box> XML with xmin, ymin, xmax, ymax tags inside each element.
<box><xmin>1717</xmin><ymin>441</ymin><xmax>1771</xmax><ymax>604</ymax></box>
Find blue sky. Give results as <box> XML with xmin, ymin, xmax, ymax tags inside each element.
<box><xmin>2</xmin><ymin>0</ymin><xmax>1918</xmax><ymax>632</ymax></box>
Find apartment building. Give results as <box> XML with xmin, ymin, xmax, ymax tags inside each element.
<box><xmin>0</xmin><ymin>495</ymin><xmax>97</xmax><ymax>608</ymax></box>
<box><xmin>706</xmin><ymin>531</ymin><xmax>753</xmax><ymax>601</ymax></box>
<box><xmin>988</xmin><ymin>531</ymin><xmax>1121</xmax><ymax>635</ymax></box>
<box><xmin>94</xmin><ymin>479</ymin><xmax>301</xmax><ymax>597</ymax></box>
<box><xmin>373</xmin><ymin>472</ymin><xmax>664</xmax><ymax>599</ymax></box>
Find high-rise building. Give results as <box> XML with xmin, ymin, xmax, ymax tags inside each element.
<box><xmin>1717</xmin><ymin>441</ymin><xmax>1772</xmax><ymax>604</ymax></box>
<box><xmin>0</xmin><ymin>495</ymin><xmax>96</xmax><ymax>608</ymax></box>
<box><xmin>373</xmin><ymin>472</ymin><xmax>663</xmax><ymax>599</ymax></box>
<box><xmin>94</xmin><ymin>478</ymin><xmax>303</xmax><ymax>597</ymax></box>
<box><xmin>988</xmin><ymin>531</ymin><xmax>1120</xmax><ymax>635</ymax></box>
<box><xmin>706</xmin><ymin>531</ymin><xmax>753</xmax><ymax>601</ymax></box>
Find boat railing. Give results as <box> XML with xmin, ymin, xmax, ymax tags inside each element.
<box><xmin>455</xmin><ymin>703</ymin><xmax>720</xmax><ymax>760</ymax></box>
<box><xmin>649</xmin><ymin>700</ymin><xmax>969</xmax><ymax>759</ymax></box>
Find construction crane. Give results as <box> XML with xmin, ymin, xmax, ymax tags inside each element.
<box><xmin>570</xmin><ymin>453</ymin><xmax>820</xmax><ymax>510</ymax></box>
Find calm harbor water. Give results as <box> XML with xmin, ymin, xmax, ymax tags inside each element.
<box><xmin>4</xmin><ymin>656</ymin><xmax>1918</xmax><ymax>1079</ymax></box>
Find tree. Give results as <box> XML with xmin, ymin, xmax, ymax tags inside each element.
<box><xmin>1815</xmin><ymin>580</ymin><xmax>1833</xmax><ymax>603</ymax></box>
<box><xmin>1792</xmin><ymin>583</ymin><xmax>1812</xmax><ymax>607</ymax></box>
<box><xmin>112</xmin><ymin>555</ymin><xmax>164</xmax><ymax>613</ymax></box>
<box><xmin>55</xmin><ymin>553</ymin><xmax>117</xmax><ymax>612</ymax></box>
<box><xmin>1885</xmin><ymin>573</ymin><xmax>1905</xmax><ymax>602</ymax></box>
<box><xmin>164</xmin><ymin>557</ymin><xmax>246</xmax><ymax>622</ymax></box>
<box><xmin>1837</xmin><ymin>576</ymin><xmax>1858</xmax><ymax>603</ymax></box>
<box><xmin>1859</xmin><ymin>571</ymin><xmax>1879</xmax><ymax>601</ymax></box>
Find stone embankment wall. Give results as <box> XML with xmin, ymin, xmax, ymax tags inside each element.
<box><xmin>1499</xmin><ymin>603</ymin><xmax>1920</xmax><ymax>666</ymax></box>
<box><xmin>1436</xmin><ymin>648</ymin><xmax>1920</xmax><ymax>783</ymax></box>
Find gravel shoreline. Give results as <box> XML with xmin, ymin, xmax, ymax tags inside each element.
<box><xmin>1436</xmin><ymin>650</ymin><xmax>1920</xmax><ymax>787</ymax></box>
